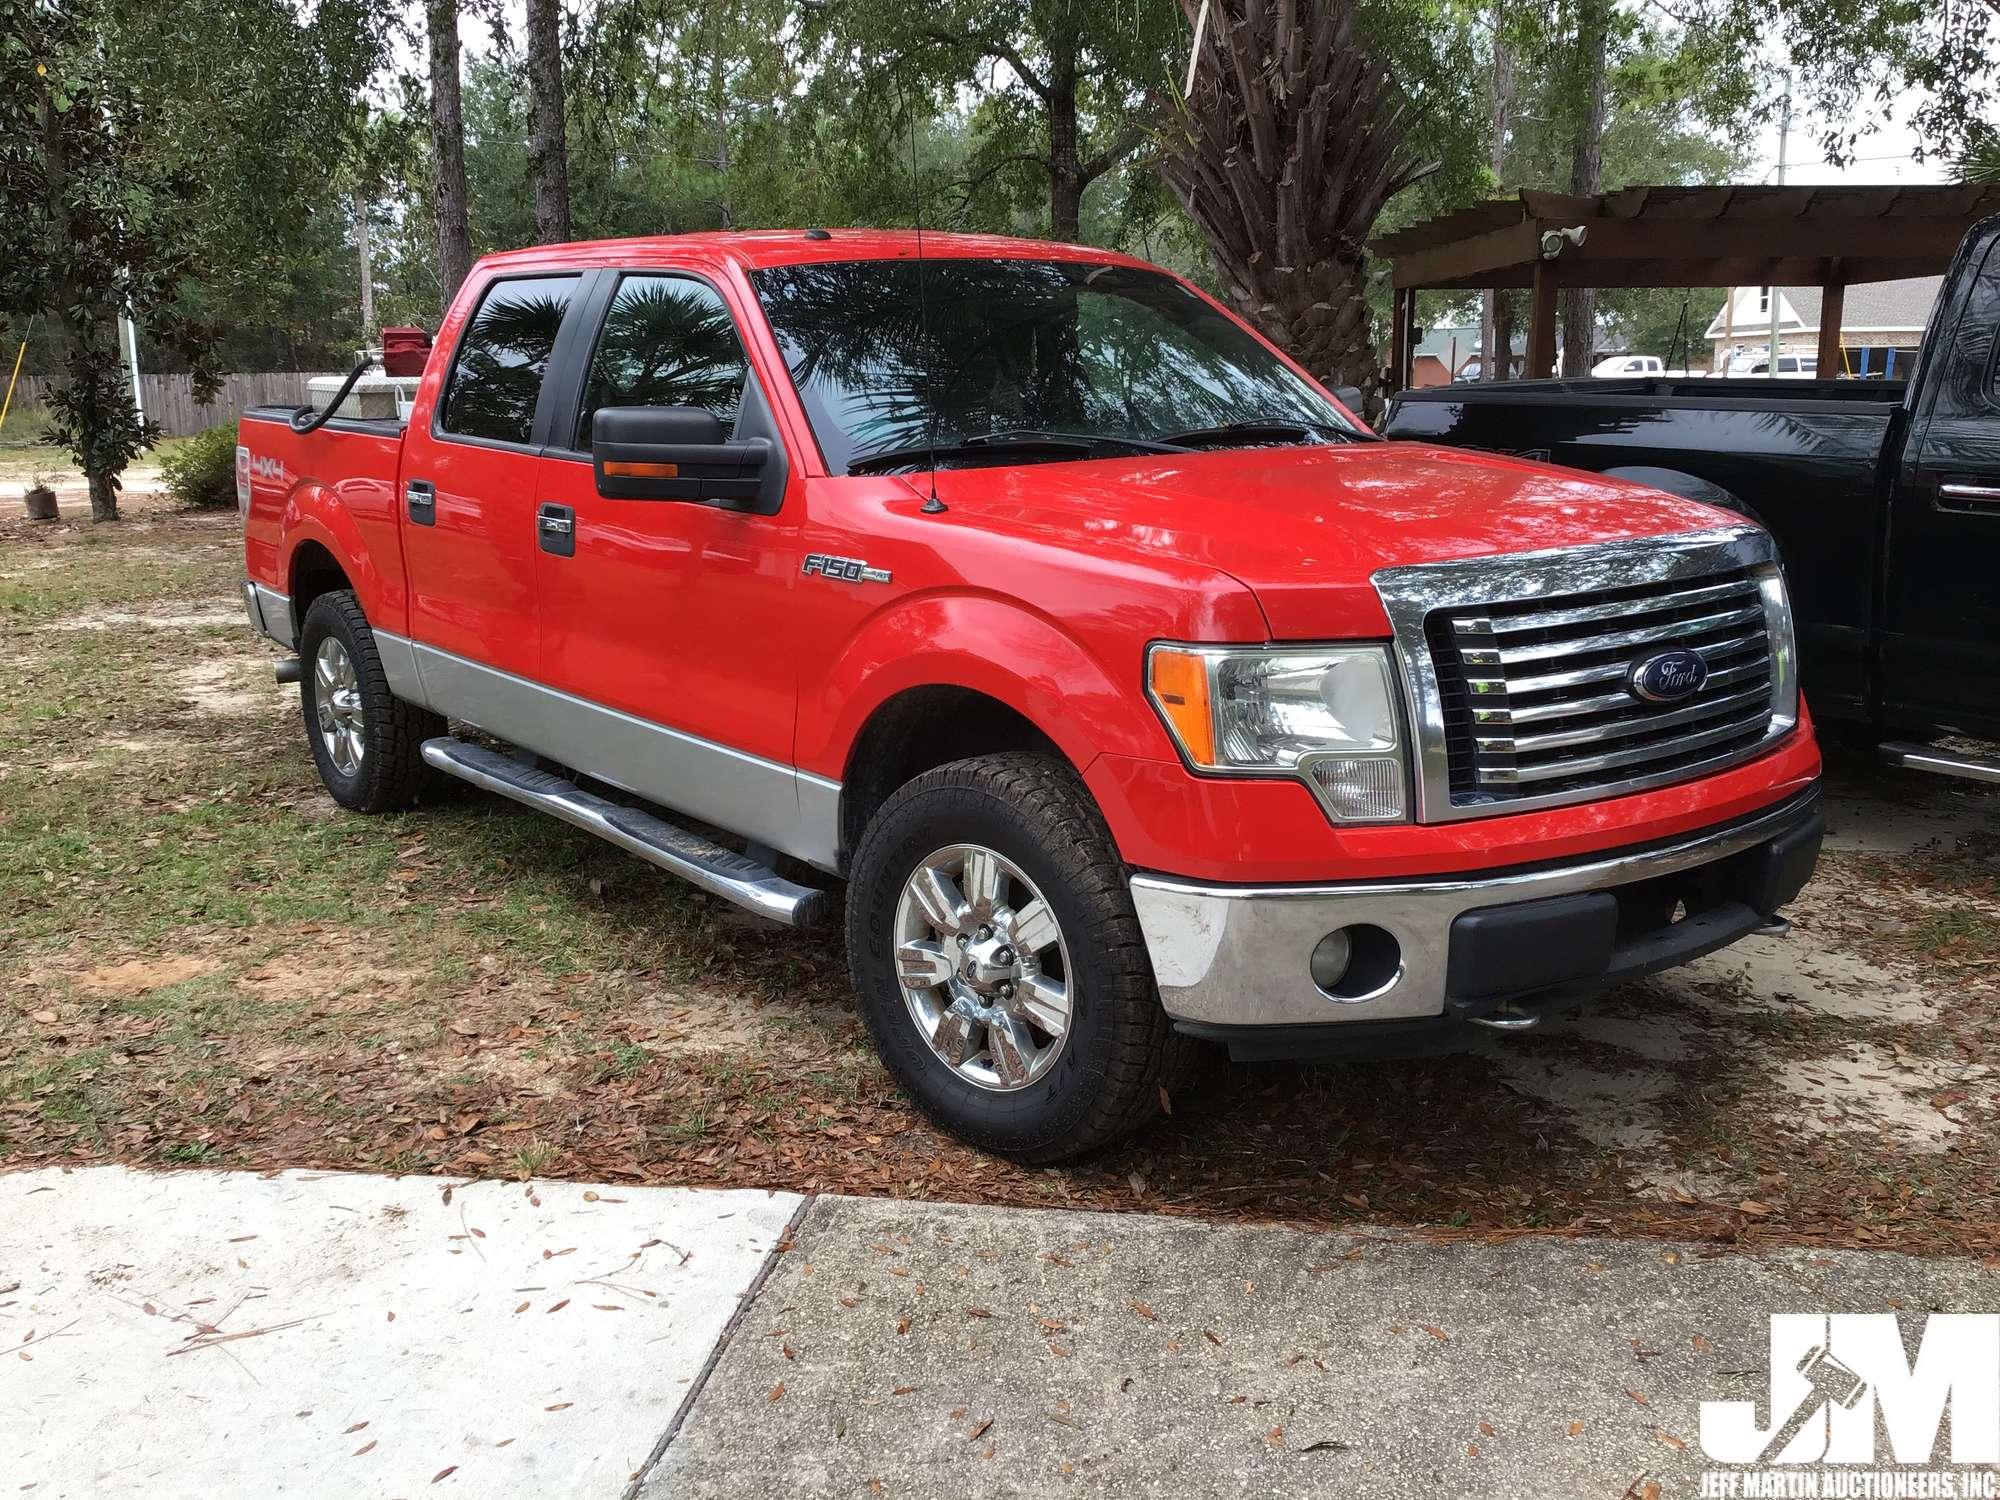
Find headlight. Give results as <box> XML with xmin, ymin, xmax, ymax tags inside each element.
<box><xmin>1147</xmin><ymin>644</ymin><xmax>1408</xmax><ymax>823</ymax></box>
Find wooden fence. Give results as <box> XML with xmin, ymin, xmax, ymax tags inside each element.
<box><xmin>3</xmin><ymin>372</ymin><xmax>341</xmax><ymax>440</ymax></box>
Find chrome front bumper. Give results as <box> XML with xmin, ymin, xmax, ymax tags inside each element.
<box><xmin>1131</xmin><ymin>788</ymin><xmax>1821</xmax><ymax>1040</ymax></box>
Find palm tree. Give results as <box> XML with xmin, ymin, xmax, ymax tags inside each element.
<box><xmin>1161</xmin><ymin>0</ymin><xmax>1431</xmax><ymax>409</ymax></box>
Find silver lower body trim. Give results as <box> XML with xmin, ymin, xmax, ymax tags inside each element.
<box><xmin>242</xmin><ymin>581</ymin><xmax>295</xmax><ymax>649</ymax></box>
<box><xmin>381</xmin><ymin>632</ymin><xmax>841</xmax><ymax>873</ymax></box>
<box><xmin>1131</xmin><ymin>790</ymin><xmax>1817</xmax><ymax>1028</ymax></box>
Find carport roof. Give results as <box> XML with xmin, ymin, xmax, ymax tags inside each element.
<box><xmin>1369</xmin><ymin>184</ymin><xmax>2000</xmax><ymax>291</ymax></box>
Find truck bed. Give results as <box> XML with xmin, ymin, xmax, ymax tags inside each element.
<box><xmin>239</xmin><ymin>407</ymin><xmax>408</xmax><ymax>628</ymax></box>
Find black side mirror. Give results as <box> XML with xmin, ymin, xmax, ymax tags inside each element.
<box><xmin>1331</xmin><ymin>385</ymin><xmax>1364</xmax><ymax>413</ymax></box>
<box><xmin>593</xmin><ymin>405</ymin><xmax>770</xmax><ymax>506</ymax></box>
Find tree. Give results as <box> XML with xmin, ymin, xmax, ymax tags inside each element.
<box><xmin>1163</xmin><ymin>0</ymin><xmax>1433</xmax><ymax>405</ymax></box>
<box><xmin>1558</xmin><ymin>0</ymin><xmax>1611</xmax><ymax>378</ymax></box>
<box><xmin>812</xmin><ymin>0</ymin><xmax>1177</xmax><ymax>243</ymax></box>
<box><xmin>1482</xmin><ymin>2</ymin><xmax>1517</xmax><ymax>380</ymax></box>
<box><xmin>1</xmin><ymin>0</ymin><xmax>377</xmax><ymax>519</ymax></box>
<box><xmin>527</xmin><ymin>0</ymin><xmax>571</xmax><ymax>242</ymax></box>
<box><xmin>1686</xmin><ymin>0</ymin><xmax>1994</xmax><ymax>165</ymax></box>
<box><xmin>428</xmin><ymin>0</ymin><xmax>473</xmax><ymax>307</ymax></box>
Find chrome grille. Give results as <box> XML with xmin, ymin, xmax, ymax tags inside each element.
<box><xmin>1427</xmin><ymin>567</ymin><xmax>1774</xmax><ymax>804</ymax></box>
<box><xmin>1372</xmin><ymin>528</ymin><xmax>1800</xmax><ymax>823</ymax></box>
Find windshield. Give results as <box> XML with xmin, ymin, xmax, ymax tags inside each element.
<box><xmin>750</xmin><ymin>258</ymin><xmax>1360</xmax><ymax>474</ymax></box>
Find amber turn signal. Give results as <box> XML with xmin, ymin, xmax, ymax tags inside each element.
<box><xmin>1147</xmin><ymin>647</ymin><xmax>1217</xmax><ymax>767</ymax></box>
<box><xmin>602</xmin><ymin>460</ymin><xmax>680</xmax><ymax>478</ymax></box>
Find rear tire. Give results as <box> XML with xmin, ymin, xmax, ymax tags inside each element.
<box><xmin>298</xmin><ymin>590</ymin><xmax>443</xmax><ymax>813</ymax></box>
<box><xmin>845</xmin><ymin>752</ymin><xmax>1183</xmax><ymax>1163</ymax></box>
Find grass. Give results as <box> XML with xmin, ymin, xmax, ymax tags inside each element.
<box><xmin>1902</xmin><ymin>906</ymin><xmax>2000</xmax><ymax>961</ymax></box>
<box><xmin>2</xmin><ymin>503</ymin><xmax>1998</xmax><ymax>1257</ymax></box>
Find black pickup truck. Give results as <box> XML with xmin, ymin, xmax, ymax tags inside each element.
<box><xmin>1384</xmin><ymin>216</ymin><xmax>2000</xmax><ymax>781</ymax></box>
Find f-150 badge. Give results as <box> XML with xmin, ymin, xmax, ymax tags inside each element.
<box><xmin>802</xmin><ymin>553</ymin><xmax>891</xmax><ymax>585</ymax></box>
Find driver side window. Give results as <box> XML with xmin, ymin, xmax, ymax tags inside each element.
<box><xmin>575</xmin><ymin>274</ymin><xmax>750</xmax><ymax>449</ymax></box>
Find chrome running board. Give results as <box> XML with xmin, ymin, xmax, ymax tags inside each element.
<box><xmin>1879</xmin><ymin>741</ymin><xmax>2000</xmax><ymax>786</ymax></box>
<box><xmin>421</xmin><ymin>737</ymin><xmax>829</xmax><ymax>927</ymax></box>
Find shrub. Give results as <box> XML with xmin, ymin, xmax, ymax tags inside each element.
<box><xmin>159</xmin><ymin>424</ymin><xmax>239</xmax><ymax>510</ymax></box>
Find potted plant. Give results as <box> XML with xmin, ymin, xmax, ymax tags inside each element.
<box><xmin>23</xmin><ymin>473</ymin><xmax>58</xmax><ymax>521</ymax></box>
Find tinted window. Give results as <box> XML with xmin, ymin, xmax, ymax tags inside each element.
<box><xmin>437</xmin><ymin>275</ymin><xmax>578</xmax><ymax>445</ymax></box>
<box><xmin>751</xmin><ymin>259</ymin><xmax>1357</xmax><ymax>473</ymax></box>
<box><xmin>575</xmin><ymin>275</ymin><xmax>749</xmax><ymax>448</ymax></box>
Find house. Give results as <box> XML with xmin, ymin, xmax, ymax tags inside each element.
<box><xmin>1409</xmin><ymin>324</ymin><xmax>1480</xmax><ymax>386</ymax></box>
<box><xmin>1704</xmin><ymin>276</ymin><xmax>1940</xmax><ymax>378</ymax></box>
<box><xmin>1406</xmin><ymin>324</ymin><xmax>1528</xmax><ymax>385</ymax></box>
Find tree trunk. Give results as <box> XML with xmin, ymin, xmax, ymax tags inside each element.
<box><xmin>526</xmin><ymin>0</ymin><xmax>571</xmax><ymax>243</ymax></box>
<box><xmin>1046</xmin><ymin>45</ymin><xmax>1083</xmax><ymax>242</ymax></box>
<box><xmin>1492</xmin><ymin>289</ymin><xmax>1516</xmax><ymax>380</ymax></box>
<box><xmin>1558</xmin><ymin>0</ymin><xmax>1610</xmax><ymax>379</ymax></box>
<box><xmin>427</xmin><ymin>0</ymin><xmax>473</xmax><ymax>308</ymax></box>
<box><xmin>87</xmin><ymin>466</ymin><xmax>120</xmax><ymax>523</ymax></box>
<box><xmin>1482</xmin><ymin>3</ymin><xmax>1515</xmax><ymax>380</ymax></box>
<box><xmin>43</xmin><ymin>82</ymin><xmax>128</xmax><ymax>521</ymax></box>
<box><xmin>1163</xmin><ymin>0</ymin><xmax>1429</xmax><ymax>411</ymax></box>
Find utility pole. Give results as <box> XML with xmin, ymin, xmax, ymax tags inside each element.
<box><xmin>355</xmin><ymin>189</ymin><xmax>375</xmax><ymax>348</ymax></box>
<box><xmin>1767</xmin><ymin>73</ymin><xmax>1790</xmax><ymax>379</ymax></box>
<box><xmin>120</xmin><ymin>308</ymin><xmax>143</xmax><ymax>423</ymax></box>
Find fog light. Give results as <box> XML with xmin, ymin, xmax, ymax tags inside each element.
<box><xmin>1310</xmin><ymin>924</ymin><xmax>1403</xmax><ymax>1002</ymax></box>
<box><xmin>1303</xmin><ymin>755</ymin><xmax>1405</xmax><ymax>822</ymax></box>
<box><xmin>1309</xmin><ymin>929</ymin><xmax>1353</xmax><ymax>991</ymax></box>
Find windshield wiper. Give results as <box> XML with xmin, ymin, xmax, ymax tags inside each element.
<box><xmin>847</xmin><ymin>432</ymin><xmax>1181</xmax><ymax>475</ymax></box>
<box><xmin>966</xmin><ymin>428</ymin><xmax>1189</xmax><ymax>456</ymax></box>
<box><xmin>1161</xmin><ymin>419</ymin><xmax>1362</xmax><ymax>448</ymax></box>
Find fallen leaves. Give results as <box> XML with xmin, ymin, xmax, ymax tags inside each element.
<box><xmin>1129</xmin><ymin>1299</ymin><xmax>1157</xmax><ymax>1321</ymax></box>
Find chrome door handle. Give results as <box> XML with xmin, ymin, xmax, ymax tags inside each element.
<box><xmin>405</xmin><ymin>479</ymin><xmax>436</xmax><ymax>526</ymax></box>
<box><xmin>1939</xmin><ymin>481</ymin><xmax>2000</xmax><ymax>510</ymax></box>
<box><xmin>537</xmin><ymin>502</ymin><xmax>576</xmax><ymax>558</ymax></box>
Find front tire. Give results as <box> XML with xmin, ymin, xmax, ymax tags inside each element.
<box><xmin>298</xmin><ymin>590</ymin><xmax>443</xmax><ymax>813</ymax></box>
<box><xmin>845</xmin><ymin>753</ymin><xmax>1180</xmax><ymax>1163</ymax></box>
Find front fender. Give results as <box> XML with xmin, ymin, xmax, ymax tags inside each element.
<box><xmin>799</xmin><ymin>591</ymin><xmax>1175</xmax><ymax>780</ymax></box>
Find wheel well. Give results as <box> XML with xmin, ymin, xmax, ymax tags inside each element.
<box><xmin>288</xmin><ymin>541</ymin><xmax>352</xmax><ymax>637</ymax></box>
<box><xmin>1602</xmin><ymin>465</ymin><xmax>1767</xmax><ymax>529</ymax></box>
<box><xmin>838</xmin><ymin>687</ymin><xmax>1068</xmax><ymax>870</ymax></box>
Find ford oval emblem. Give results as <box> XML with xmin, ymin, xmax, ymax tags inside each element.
<box><xmin>1628</xmin><ymin>648</ymin><xmax>1709</xmax><ymax>704</ymax></box>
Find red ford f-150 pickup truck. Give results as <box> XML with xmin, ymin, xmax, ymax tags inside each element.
<box><xmin>238</xmin><ymin>230</ymin><xmax>1823</xmax><ymax>1162</ymax></box>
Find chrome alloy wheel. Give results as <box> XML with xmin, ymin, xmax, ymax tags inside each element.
<box><xmin>892</xmin><ymin>844</ymin><xmax>1073</xmax><ymax>1092</ymax></box>
<box><xmin>313</xmin><ymin>636</ymin><xmax>366</xmax><ymax>777</ymax></box>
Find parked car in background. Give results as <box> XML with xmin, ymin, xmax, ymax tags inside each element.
<box><xmin>1385</xmin><ymin>214</ymin><xmax>2000</xmax><ymax>781</ymax></box>
<box><xmin>239</xmin><ymin>230</ymin><xmax>1823</xmax><ymax>1161</ymax></box>
<box><xmin>1592</xmin><ymin>354</ymin><xmax>1665</xmax><ymax>377</ymax></box>
<box><xmin>1724</xmin><ymin>352</ymin><xmax>1819</xmax><ymax>378</ymax></box>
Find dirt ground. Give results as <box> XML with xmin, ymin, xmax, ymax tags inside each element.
<box><xmin>2</xmin><ymin>488</ymin><xmax>1997</xmax><ymax>1256</ymax></box>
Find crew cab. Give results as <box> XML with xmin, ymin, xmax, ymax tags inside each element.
<box><xmin>238</xmin><ymin>231</ymin><xmax>1823</xmax><ymax>1162</ymax></box>
<box><xmin>1386</xmin><ymin>216</ymin><xmax>2000</xmax><ymax>780</ymax></box>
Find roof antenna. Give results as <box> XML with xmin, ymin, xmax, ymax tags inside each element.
<box><xmin>908</xmin><ymin>98</ymin><xmax>946</xmax><ymax>515</ymax></box>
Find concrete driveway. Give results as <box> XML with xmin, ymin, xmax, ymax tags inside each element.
<box><xmin>6</xmin><ymin>1169</ymin><xmax>1996</xmax><ymax>1498</ymax></box>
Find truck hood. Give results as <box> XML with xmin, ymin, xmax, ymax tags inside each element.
<box><xmin>926</xmin><ymin>441</ymin><xmax>1739</xmax><ymax>638</ymax></box>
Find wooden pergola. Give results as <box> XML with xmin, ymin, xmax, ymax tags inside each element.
<box><xmin>1368</xmin><ymin>184</ymin><xmax>2000</xmax><ymax>388</ymax></box>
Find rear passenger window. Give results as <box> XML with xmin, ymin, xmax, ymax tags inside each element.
<box><xmin>437</xmin><ymin>274</ymin><xmax>579</xmax><ymax>445</ymax></box>
<box><xmin>575</xmin><ymin>275</ymin><xmax>749</xmax><ymax>449</ymax></box>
